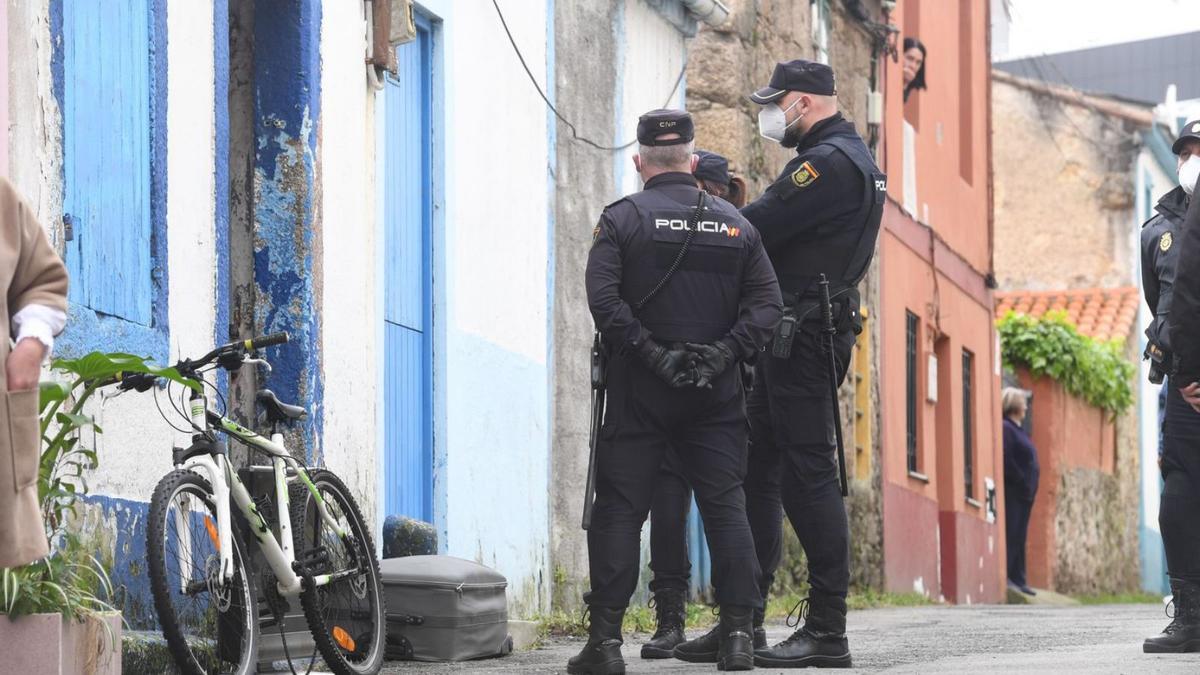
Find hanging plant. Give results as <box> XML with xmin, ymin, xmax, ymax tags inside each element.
<box><xmin>996</xmin><ymin>310</ymin><xmax>1135</xmax><ymax>415</ymax></box>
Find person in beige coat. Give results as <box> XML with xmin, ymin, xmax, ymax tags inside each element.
<box><xmin>0</xmin><ymin>177</ymin><xmax>68</xmax><ymax>569</ymax></box>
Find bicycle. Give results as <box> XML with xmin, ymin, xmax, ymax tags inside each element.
<box><xmin>105</xmin><ymin>333</ymin><xmax>386</xmax><ymax>674</ymax></box>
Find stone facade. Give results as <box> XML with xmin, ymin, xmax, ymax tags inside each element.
<box><xmin>686</xmin><ymin>0</ymin><xmax>887</xmax><ymax>594</ymax></box>
<box><xmin>992</xmin><ymin>72</ymin><xmax>1149</xmax><ymax>292</ymax></box>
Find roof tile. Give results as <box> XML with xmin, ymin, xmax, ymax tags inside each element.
<box><xmin>995</xmin><ymin>286</ymin><xmax>1140</xmax><ymax>342</ymax></box>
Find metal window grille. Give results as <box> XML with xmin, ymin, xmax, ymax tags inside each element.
<box><xmin>906</xmin><ymin>311</ymin><xmax>919</xmax><ymax>473</ymax></box>
<box><xmin>963</xmin><ymin>349</ymin><xmax>975</xmax><ymax>500</ymax></box>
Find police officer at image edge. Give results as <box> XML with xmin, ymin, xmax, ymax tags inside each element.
<box><xmin>573</xmin><ymin>108</ymin><xmax>783</xmax><ymax>674</ymax></box>
<box><xmin>673</xmin><ymin>58</ymin><xmax>886</xmax><ymax>669</ymax></box>
<box><xmin>1145</xmin><ymin>119</ymin><xmax>1200</xmax><ymax>654</ymax></box>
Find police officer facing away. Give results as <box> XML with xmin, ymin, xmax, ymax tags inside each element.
<box><xmin>573</xmin><ymin>110</ymin><xmax>782</xmax><ymax>674</ymax></box>
<box><xmin>640</xmin><ymin>149</ymin><xmax>754</xmax><ymax>661</ymax></box>
<box><xmin>676</xmin><ymin>59</ymin><xmax>886</xmax><ymax>669</ymax></box>
<box><xmin>1146</xmin><ymin>121</ymin><xmax>1200</xmax><ymax>653</ymax></box>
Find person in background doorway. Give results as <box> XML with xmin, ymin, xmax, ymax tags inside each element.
<box><xmin>902</xmin><ymin>37</ymin><xmax>927</xmax><ymax>103</ymax></box>
<box><xmin>0</xmin><ymin>178</ymin><xmax>69</xmax><ymax>569</ymax></box>
<box><xmin>1002</xmin><ymin>387</ymin><xmax>1039</xmax><ymax>597</ymax></box>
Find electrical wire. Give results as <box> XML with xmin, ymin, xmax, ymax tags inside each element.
<box><xmin>490</xmin><ymin>0</ymin><xmax>686</xmax><ymax>152</ymax></box>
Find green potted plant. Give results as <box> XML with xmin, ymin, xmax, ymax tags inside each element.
<box><xmin>0</xmin><ymin>353</ymin><xmax>196</xmax><ymax>675</ymax></box>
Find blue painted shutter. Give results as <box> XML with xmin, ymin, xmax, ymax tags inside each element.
<box><xmin>63</xmin><ymin>0</ymin><xmax>153</xmax><ymax>325</ymax></box>
<box><xmin>383</xmin><ymin>21</ymin><xmax>434</xmax><ymax>522</ymax></box>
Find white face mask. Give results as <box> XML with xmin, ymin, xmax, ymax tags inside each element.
<box><xmin>758</xmin><ymin>98</ymin><xmax>805</xmax><ymax>143</ymax></box>
<box><xmin>1180</xmin><ymin>156</ymin><xmax>1200</xmax><ymax>196</ymax></box>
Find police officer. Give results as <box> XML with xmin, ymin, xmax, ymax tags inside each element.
<box><xmin>571</xmin><ymin>110</ymin><xmax>782</xmax><ymax>674</ymax></box>
<box><xmin>676</xmin><ymin>60</ymin><xmax>885</xmax><ymax>669</ymax></box>
<box><xmin>640</xmin><ymin>150</ymin><xmax>751</xmax><ymax>661</ymax></box>
<box><xmin>1146</xmin><ymin>121</ymin><xmax>1200</xmax><ymax>653</ymax></box>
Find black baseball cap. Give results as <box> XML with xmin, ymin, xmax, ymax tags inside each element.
<box><xmin>694</xmin><ymin>150</ymin><xmax>732</xmax><ymax>186</ymax></box>
<box><xmin>749</xmin><ymin>59</ymin><xmax>836</xmax><ymax>104</ymax></box>
<box><xmin>637</xmin><ymin>109</ymin><xmax>694</xmax><ymax>146</ymax></box>
<box><xmin>1173</xmin><ymin>119</ymin><xmax>1200</xmax><ymax>154</ymax></box>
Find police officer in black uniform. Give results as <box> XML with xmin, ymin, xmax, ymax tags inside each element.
<box><xmin>571</xmin><ymin>110</ymin><xmax>782</xmax><ymax>674</ymax></box>
<box><xmin>640</xmin><ymin>149</ymin><xmax>752</xmax><ymax>661</ymax></box>
<box><xmin>1145</xmin><ymin>121</ymin><xmax>1200</xmax><ymax>653</ymax></box>
<box><xmin>676</xmin><ymin>59</ymin><xmax>885</xmax><ymax>669</ymax></box>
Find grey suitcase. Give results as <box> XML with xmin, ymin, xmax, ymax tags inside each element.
<box><xmin>380</xmin><ymin>555</ymin><xmax>514</xmax><ymax>661</ymax></box>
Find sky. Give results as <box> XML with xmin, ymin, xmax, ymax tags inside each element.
<box><xmin>1000</xmin><ymin>0</ymin><xmax>1200</xmax><ymax>60</ymax></box>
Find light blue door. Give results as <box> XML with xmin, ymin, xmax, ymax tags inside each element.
<box><xmin>383</xmin><ymin>17</ymin><xmax>434</xmax><ymax>523</ymax></box>
<box><xmin>62</xmin><ymin>0</ymin><xmax>153</xmax><ymax>325</ymax></box>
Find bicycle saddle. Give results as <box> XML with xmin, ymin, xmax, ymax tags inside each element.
<box><xmin>257</xmin><ymin>389</ymin><xmax>308</xmax><ymax>421</ymax></box>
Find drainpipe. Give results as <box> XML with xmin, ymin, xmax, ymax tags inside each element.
<box><xmin>680</xmin><ymin>0</ymin><xmax>730</xmax><ymax>27</ymax></box>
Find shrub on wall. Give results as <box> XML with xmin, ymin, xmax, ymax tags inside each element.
<box><xmin>996</xmin><ymin>310</ymin><xmax>1135</xmax><ymax>415</ymax></box>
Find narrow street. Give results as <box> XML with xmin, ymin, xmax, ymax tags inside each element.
<box><xmin>382</xmin><ymin>603</ymin><xmax>1200</xmax><ymax>674</ymax></box>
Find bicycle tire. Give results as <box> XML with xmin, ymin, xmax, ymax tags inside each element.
<box><xmin>293</xmin><ymin>469</ymin><xmax>386</xmax><ymax>675</ymax></box>
<box><xmin>147</xmin><ymin>469</ymin><xmax>259</xmax><ymax>675</ymax></box>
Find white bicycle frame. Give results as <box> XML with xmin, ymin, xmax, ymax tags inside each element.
<box><xmin>175</xmin><ymin>389</ymin><xmax>351</xmax><ymax>598</ymax></box>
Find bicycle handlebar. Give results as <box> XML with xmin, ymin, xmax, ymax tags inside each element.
<box><xmin>104</xmin><ymin>332</ymin><xmax>291</xmax><ymax>391</ymax></box>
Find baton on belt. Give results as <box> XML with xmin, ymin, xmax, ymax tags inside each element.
<box><xmin>819</xmin><ymin>274</ymin><xmax>850</xmax><ymax>498</ymax></box>
<box><xmin>582</xmin><ymin>333</ymin><xmax>608</xmax><ymax>530</ymax></box>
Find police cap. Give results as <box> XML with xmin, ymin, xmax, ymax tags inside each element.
<box><xmin>637</xmin><ymin>109</ymin><xmax>694</xmax><ymax>146</ymax></box>
<box><xmin>694</xmin><ymin>150</ymin><xmax>732</xmax><ymax>187</ymax></box>
<box><xmin>1173</xmin><ymin>119</ymin><xmax>1200</xmax><ymax>155</ymax></box>
<box><xmin>749</xmin><ymin>59</ymin><xmax>836</xmax><ymax>104</ymax></box>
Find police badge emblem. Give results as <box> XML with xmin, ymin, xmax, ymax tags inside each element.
<box><xmin>1161</xmin><ymin>231</ymin><xmax>1173</xmax><ymax>252</ymax></box>
<box><xmin>790</xmin><ymin>161</ymin><xmax>820</xmax><ymax>188</ymax></box>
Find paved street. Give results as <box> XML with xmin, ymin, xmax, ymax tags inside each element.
<box><xmin>381</xmin><ymin>603</ymin><xmax>1200</xmax><ymax>674</ymax></box>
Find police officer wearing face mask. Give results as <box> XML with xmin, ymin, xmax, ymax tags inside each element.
<box><xmin>1146</xmin><ymin>121</ymin><xmax>1200</xmax><ymax>654</ymax></box>
<box><xmin>677</xmin><ymin>59</ymin><xmax>885</xmax><ymax>669</ymax></box>
<box><xmin>572</xmin><ymin>109</ymin><xmax>782</xmax><ymax>675</ymax></box>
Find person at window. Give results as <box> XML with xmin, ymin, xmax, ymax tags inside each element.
<box><xmin>1002</xmin><ymin>387</ymin><xmax>1039</xmax><ymax>597</ymax></box>
<box><xmin>902</xmin><ymin>37</ymin><xmax>927</xmax><ymax>103</ymax></box>
<box><xmin>0</xmin><ymin>177</ymin><xmax>69</xmax><ymax>569</ymax></box>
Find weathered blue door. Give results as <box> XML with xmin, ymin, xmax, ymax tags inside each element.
<box><xmin>382</xmin><ymin>17</ymin><xmax>434</xmax><ymax>523</ymax></box>
<box><xmin>62</xmin><ymin>0</ymin><xmax>154</xmax><ymax>325</ymax></box>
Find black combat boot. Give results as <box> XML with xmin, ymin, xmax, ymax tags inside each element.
<box><xmin>1145</xmin><ymin>580</ymin><xmax>1200</xmax><ymax>653</ymax></box>
<box><xmin>641</xmin><ymin>589</ymin><xmax>687</xmax><ymax>659</ymax></box>
<box><xmin>753</xmin><ymin>606</ymin><xmax>768</xmax><ymax>650</ymax></box>
<box><xmin>673</xmin><ymin>616</ymin><xmax>721</xmax><ymax>663</ymax></box>
<box><xmin>716</xmin><ymin>605</ymin><xmax>756</xmax><ymax>671</ymax></box>
<box><xmin>754</xmin><ymin>596</ymin><xmax>852</xmax><ymax>669</ymax></box>
<box><xmin>568</xmin><ymin>606</ymin><xmax>626</xmax><ymax>675</ymax></box>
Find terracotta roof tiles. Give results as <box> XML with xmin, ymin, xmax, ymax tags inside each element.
<box><xmin>995</xmin><ymin>287</ymin><xmax>1140</xmax><ymax>342</ymax></box>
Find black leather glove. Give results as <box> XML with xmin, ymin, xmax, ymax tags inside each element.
<box><xmin>685</xmin><ymin>341</ymin><xmax>736</xmax><ymax>389</ymax></box>
<box><xmin>636</xmin><ymin>339</ymin><xmax>696</xmax><ymax>388</ymax></box>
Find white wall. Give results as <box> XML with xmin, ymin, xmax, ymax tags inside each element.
<box><xmin>319</xmin><ymin>1</ymin><xmax>380</xmax><ymax>525</ymax></box>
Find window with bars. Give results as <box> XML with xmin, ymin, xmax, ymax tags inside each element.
<box><xmin>963</xmin><ymin>348</ymin><xmax>975</xmax><ymax>500</ymax></box>
<box><xmin>906</xmin><ymin>311</ymin><xmax>920</xmax><ymax>474</ymax></box>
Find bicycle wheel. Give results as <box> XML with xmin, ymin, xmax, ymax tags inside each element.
<box><xmin>148</xmin><ymin>469</ymin><xmax>259</xmax><ymax>675</ymax></box>
<box><xmin>293</xmin><ymin>469</ymin><xmax>386</xmax><ymax>675</ymax></box>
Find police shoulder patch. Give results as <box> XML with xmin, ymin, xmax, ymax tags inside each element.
<box><xmin>1161</xmin><ymin>231</ymin><xmax>1173</xmax><ymax>252</ymax></box>
<box><xmin>790</xmin><ymin>161</ymin><xmax>821</xmax><ymax>189</ymax></box>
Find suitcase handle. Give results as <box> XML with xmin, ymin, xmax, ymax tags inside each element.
<box><xmin>388</xmin><ymin>613</ymin><xmax>425</xmax><ymax>626</ymax></box>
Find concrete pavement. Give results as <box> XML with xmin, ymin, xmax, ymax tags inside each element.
<box><xmin>381</xmin><ymin>602</ymin><xmax>1200</xmax><ymax>674</ymax></box>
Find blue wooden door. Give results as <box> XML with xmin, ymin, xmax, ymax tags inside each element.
<box><xmin>382</xmin><ymin>18</ymin><xmax>434</xmax><ymax>522</ymax></box>
<box><xmin>62</xmin><ymin>0</ymin><xmax>153</xmax><ymax>325</ymax></box>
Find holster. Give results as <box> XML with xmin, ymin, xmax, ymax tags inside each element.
<box><xmin>1144</xmin><ymin>340</ymin><xmax>1177</xmax><ymax>385</ymax></box>
<box><xmin>771</xmin><ymin>286</ymin><xmax>862</xmax><ymax>359</ymax></box>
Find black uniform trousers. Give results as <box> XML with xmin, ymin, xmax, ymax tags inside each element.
<box><xmin>744</xmin><ymin>326</ymin><xmax>856</xmax><ymax>601</ymax></box>
<box><xmin>1004</xmin><ymin>493</ymin><xmax>1034</xmax><ymax>587</ymax></box>
<box><xmin>1160</xmin><ymin>378</ymin><xmax>1200</xmax><ymax>585</ymax></box>
<box><xmin>648</xmin><ymin>456</ymin><xmax>692</xmax><ymax>595</ymax></box>
<box><xmin>587</xmin><ymin>354</ymin><xmax>762</xmax><ymax>610</ymax></box>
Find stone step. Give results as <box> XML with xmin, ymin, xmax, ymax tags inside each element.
<box><xmin>1006</xmin><ymin>587</ymin><xmax>1080</xmax><ymax>606</ymax></box>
